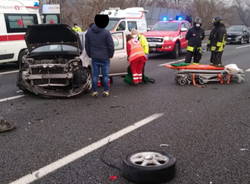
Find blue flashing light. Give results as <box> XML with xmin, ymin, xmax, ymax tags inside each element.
<box><xmin>176</xmin><ymin>16</ymin><xmax>185</xmax><ymax>21</ymax></box>
<box><xmin>34</xmin><ymin>1</ymin><xmax>39</xmax><ymax>7</ymax></box>
<box><xmin>162</xmin><ymin>16</ymin><xmax>168</xmax><ymax>21</ymax></box>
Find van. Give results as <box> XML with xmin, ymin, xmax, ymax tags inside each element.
<box><xmin>0</xmin><ymin>0</ymin><xmax>41</xmax><ymax>64</ymax></box>
<box><xmin>101</xmin><ymin>7</ymin><xmax>148</xmax><ymax>34</ymax></box>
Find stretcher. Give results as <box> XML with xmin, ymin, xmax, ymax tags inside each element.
<box><xmin>164</xmin><ymin>63</ymin><xmax>245</xmax><ymax>86</ymax></box>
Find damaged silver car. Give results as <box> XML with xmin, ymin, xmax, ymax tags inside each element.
<box><xmin>17</xmin><ymin>24</ymin><xmax>92</xmax><ymax>97</ymax></box>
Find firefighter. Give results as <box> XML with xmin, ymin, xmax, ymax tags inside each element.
<box><xmin>72</xmin><ymin>23</ymin><xmax>82</xmax><ymax>32</ymax></box>
<box><xmin>185</xmin><ymin>17</ymin><xmax>205</xmax><ymax>63</ymax></box>
<box><xmin>126</xmin><ymin>34</ymin><xmax>147</xmax><ymax>84</ymax></box>
<box><xmin>207</xmin><ymin>17</ymin><xmax>227</xmax><ymax>66</ymax></box>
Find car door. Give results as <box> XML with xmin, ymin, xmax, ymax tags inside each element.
<box><xmin>180</xmin><ymin>23</ymin><xmax>188</xmax><ymax>49</ymax></box>
<box><xmin>110</xmin><ymin>32</ymin><xmax>128</xmax><ymax>76</ymax></box>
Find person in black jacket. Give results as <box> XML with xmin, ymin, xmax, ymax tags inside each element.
<box><xmin>185</xmin><ymin>17</ymin><xmax>205</xmax><ymax>63</ymax></box>
<box><xmin>85</xmin><ymin>14</ymin><xmax>114</xmax><ymax>97</ymax></box>
<box><xmin>207</xmin><ymin>17</ymin><xmax>227</xmax><ymax>66</ymax></box>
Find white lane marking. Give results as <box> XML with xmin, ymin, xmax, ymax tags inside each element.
<box><xmin>0</xmin><ymin>95</ymin><xmax>25</xmax><ymax>103</ymax></box>
<box><xmin>9</xmin><ymin>113</ymin><xmax>164</xmax><ymax>184</ymax></box>
<box><xmin>236</xmin><ymin>44</ymin><xmax>250</xmax><ymax>49</ymax></box>
<box><xmin>245</xmin><ymin>68</ymin><xmax>250</xmax><ymax>72</ymax></box>
<box><xmin>159</xmin><ymin>59</ymin><xmax>185</xmax><ymax>67</ymax></box>
<box><xmin>0</xmin><ymin>70</ymin><xmax>19</xmax><ymax>75</ymax></box>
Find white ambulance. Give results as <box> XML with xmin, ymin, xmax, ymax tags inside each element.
<box><xmin>101</xmin><ymin>7</ymin><xmax>148</xmax><ymax>34</ymax></box>
<box><xmin>42</xmin><ymin>4</ymin><xmax>60</xmax><ymax>24</ymax></box>
<box><xmin>0</xmin><ymin>0</ymin><xmax>41</xmax><ymax>64</ymax></box>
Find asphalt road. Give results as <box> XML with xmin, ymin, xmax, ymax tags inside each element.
<box><xmin>0</xmin><ymin>44</ymin><xmax>250</xmax><ymax>184</ymax></box>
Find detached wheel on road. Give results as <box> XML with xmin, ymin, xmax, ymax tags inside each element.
<box><xmin>122</xmin><ymin>151</ymin><xmax>176</xmax><ymax>184</ymax></box>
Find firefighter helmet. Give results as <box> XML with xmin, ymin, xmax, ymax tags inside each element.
<box><xmin>212</xmin><ymin>17</ymin><xmax>222</xmax><ymax>24</ymax></box>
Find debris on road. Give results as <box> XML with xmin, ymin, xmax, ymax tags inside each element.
<box><xmin>0</xmin><ymin>119</ymin><xmax>16</xmax><ymax>133</ymax></box>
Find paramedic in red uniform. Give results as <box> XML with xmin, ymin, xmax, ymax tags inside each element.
<box><xmin>126</xmin><ymin>35</ymin><xmax>147</xmax><ymax>84</ymax></box>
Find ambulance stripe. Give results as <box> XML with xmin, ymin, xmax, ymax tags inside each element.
<box><xmin>0</xmin><ymin>34</ymin><xmax>25</xmax><ymax>41</ymax></box>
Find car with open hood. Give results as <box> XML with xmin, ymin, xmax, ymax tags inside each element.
<box><xmin>17</xmin><ymin>24</ymin><xmax>128</xmax><ymax>97</ymax></box>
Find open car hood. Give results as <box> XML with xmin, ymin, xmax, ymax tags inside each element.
<box><xmin>25</xmin><ymin>24</ymin><xmax>82</xmax><ymax>51</ymax></box>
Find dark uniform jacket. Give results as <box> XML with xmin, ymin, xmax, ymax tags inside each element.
<box><xmin>186</xmin><ymin>27</ymin><xmax>205</xmax><ymax>47</ymax></box>
<box><xmin>208</xmin><ymin>24</ymin><xmax>227</xmax><ymax>52</ymax></box>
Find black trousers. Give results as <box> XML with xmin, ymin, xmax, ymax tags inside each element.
<box><xmin>210</xmin><ymin>51</ymin><xmax>223</xmax><ymax>65</ymax></box>
<box><xmin>185</xmin><ymin>48</ymin><xmax>202</xmax><ymax>63</ymax></box>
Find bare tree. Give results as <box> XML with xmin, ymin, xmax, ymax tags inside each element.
<box><xmin>234</xmin><ymin>0</ymin><xmax>250</xmax><ymax>26</ymax></box>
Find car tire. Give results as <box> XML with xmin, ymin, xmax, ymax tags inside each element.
<box><xmin>84</xmin><ymin>68</ymin><xmax>92</xmax><ymax>93</ymax></box>
<box><xmin>122</xmin><ymin>151</ymin><xmax>176</xmax><ymax>184</ymax></box>
<box><xmin>18</xmin><ymin>50</ymin><xmax>27</xmax><ymax>67</ymax></box>
<box><xmin>247</xmin><ymin>37</ymin><xmax>250</xmax><ymax>44</ymax></box>
<box><xmin>240</xmin><ymin>37</ymin><xmax>244</xmax><ymax>44</ymax></box>
<box><xmin>16</xmin><ymin>70</ymin><xmax>29</xmax><ymax>93</ymax></box>
<box><xmin>172</xmin><ymin>42</ymin><xmax>180</xmax><ymax>59</ymax></box>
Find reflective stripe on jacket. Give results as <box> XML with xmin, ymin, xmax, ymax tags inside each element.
<box><xmin>127</xmin><ymin>39</ymin><xmax>146</xmax><ymax>62</ymax></box>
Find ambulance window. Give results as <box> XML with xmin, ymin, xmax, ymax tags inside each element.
<box><xmin>128</xmin><ymin>21</ymin><xmax>137</xmax><ymax>31</ymax></box>
<box><xmin>116</xmin><ymin>21</ymin><xmax>126</xmax><ymax>31</ymax></box>
<box><xmin>4</xmin><ymin>14</ymin><xmax>38</xmax><ymax>33</ymax></box>
<box><xmin>44</xmin><ymin>15</ymin><xmax>59</xmax><ymax>24</ymax></box>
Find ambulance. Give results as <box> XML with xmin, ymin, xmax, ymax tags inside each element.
<box><xmin>0</xmin><ymin>0</ymin><xmax>41</xmax><ymax>64</ymax></box>
<box><xmin>101</xmin><ymin>7</ymin><xmax>148</xmax><ymax>34</ymax></box>
<box><xmin>42</xmin><ymin>4</ymin><xmax>60</xmax><ymax>24</ymax></box>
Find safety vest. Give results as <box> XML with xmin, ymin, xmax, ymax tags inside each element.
<box><xmin>72</xmin><ymin>26</ymin><xmax>82</xmax><ymax>32</ymax></box>
<box><xmin>138</xmin><ymin>34</ymin><xmax>149</xmax><ymax>54</ymax></box>
<box><xmin>128</xmin><ymin>39</ymin><xmax>146</xmax><ymax>62</ymax></box>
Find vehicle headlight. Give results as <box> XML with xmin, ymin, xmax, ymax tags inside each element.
<box><xmin>163</xmin><ymin>36</ymin><xmax>174</xmax><ymax>41</ymax></box>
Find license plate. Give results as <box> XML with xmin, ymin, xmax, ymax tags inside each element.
<box><xmin>149</xmin><ymin>43</ymin><xmax>157</xmax><ymax>47</ymax></box>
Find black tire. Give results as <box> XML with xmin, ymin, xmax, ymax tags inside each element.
<box><xmin>122</xmin><ymin>151</ymin><xmax>176</xmax><ymax>184</ymax></box>
<box><xmin>18</xmin><ymin>50</ymin><xmax>27</xmax><ymax>67</ymax></box>
<box><xmin>16</xmin><ymin>70</ymin><xmax>29</xmax><ymax>93</ymax></box>
<box><xmin>84</xmin><ymin>68</ymin><xmax>92</xmax><ymax>93</ymax></box>
<box><xmin>247</xmin><ymin>37</ymin><xmax>250</xmax><ymax>44</ymax></box>
<box><xmin>240</xmin><ymin>37</ymin><xmax>244</xmax><ymax>45</ymax></box>
<box><xmin>172</xmin><ymin>42</ymin><xmax>180</xmax><ymax>59</ymax></box>
<box><xmin>175</xmin><ymin>76</ymin><xmax>187</xmax><ymax>86</ymax></box>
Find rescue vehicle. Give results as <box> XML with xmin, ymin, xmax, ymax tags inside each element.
<box><xmin>143</xmin><ymin>19</ymin><xmax>191</xmax><ymax>58</ymax></box>
<box><xmin>101</xmin><ymin>7</ymin><xmax>148</xmax><ymax>34</ymax></box>
<box><xmin>0</xmin><ymin>0</ymin><xmax>41</xmax><ymax>64</ymax></box>
<box><xmin>42</xmin><ymin>4</ymin><xmax>60</xmax><ymax>24</ymax></box>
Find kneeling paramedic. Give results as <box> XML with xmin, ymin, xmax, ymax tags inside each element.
<box><xmin>126</xmin><ymin>34</ymin><xmax>147</xmax><ymax>84</ymax></box>
<box><xmin>185</xmin><ymin>17</ymin><xmax>205</xmax><ymax>63</ymax></box>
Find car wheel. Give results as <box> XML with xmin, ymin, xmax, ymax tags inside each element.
<box><xmin>16</xmin><ymin>70</ymin><xmax>29</xmax><ymax>93</ymax></box>
<box><xmin>122</xmin><ymin>151</ymin><xmax>176</xmax><ymax>184</ymax></box>
<box><xmin>84</xmin><ymin>68</ymin><xmax>92</xmax><ymax>93</ymax></box>
<box><xmin>240</xmin><ymin>37</ymin><xmax>244</xmax><ymax>44</ymax></box>
<box><xmin>247</xmin><ymin>37</ymin><xmax>250</xmax><ymax>44</ymax></box>
<box><xmin>18</xmin><ymin>50</ymin><xmax>27</xmax><ymax>67</ymax></box>
<box><xmin>172</xmin><ymin>42</ymin><xmax>180</xmax><ymax>59</ymax></box>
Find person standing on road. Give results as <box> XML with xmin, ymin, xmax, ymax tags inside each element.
<box><xmin>185</xmin><ymin>17</ymin><xmax>205</xmax><ymax>64</ymax></box>
<box><xmin>72</xmin><ymin>23</ymin><xmax>82</xmax><ymax>32</ymax></box>
<box><xmin>207</xmin><ymin>17</ymin><xmax>227</xmax><ymax>66</ymax></box>
<box><xmin>126</xmin><ymin>34</ymin><xmax>147</xmax><ymax>85</ymax></box>
<box><xmin>85</xmin><ymin>14</ymin><xmax>114</xmax><ymax>97</ymax></box>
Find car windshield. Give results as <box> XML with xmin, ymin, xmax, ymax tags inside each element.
<box><xmin>105</xmin><ymin>18</ymin><xmax>121</xmax><ymax>31</ymax></box>
<box><xmin>31</xmin><ymin>44</ymin><xmax>78</xmax><ymax>53</ymax></box>
<box><xmin>152</xmin><ymin>22</ymin><xmax>179</xmax><ymax>31</ymax></box>
<box><xmin>228</xmin><ymin>26</ymin><xmax>243</xmax><ymax>32</ymax></box>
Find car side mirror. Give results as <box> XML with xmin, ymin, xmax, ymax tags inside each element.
<box><xmin>181</xmin><ymin>27</ymin><xmax>188</xmax><ymax>32</ymax></box>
